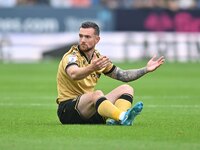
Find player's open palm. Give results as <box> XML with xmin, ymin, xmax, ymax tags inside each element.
<box><xmin>146</xmin><ymin>55</ymin><xmax>165</xmax><ymax>72</ymax></box>
<box><xmin>91</xmin><ymin>54</ymin><xmax>110</xmax><ymax>70</ymax></box>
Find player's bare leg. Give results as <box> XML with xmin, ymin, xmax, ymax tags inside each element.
<box><xmin>77</xmin><ymin>90</ymin><xmax>105</xmax><ymax>119</ymax></box>
<box><xmin>105</xmin><ymin>84</ymin><xmax>134</xmax><ymax>104</ymax></box>
<box><xmin>77</xmin><ymin>84</ymin><xmax>143</xmax><ymax>125</ymax></box>
<box><xmin>77</xmin><ymin>84</ymin><xmax>133</xmax><ymax>119</ymax></box>
<box><xmin>77</xmin><ymin>87</ymin><xmax>134</xmax><ymax>124</ymax></box>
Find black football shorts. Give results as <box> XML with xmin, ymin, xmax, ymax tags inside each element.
<box><xmin>57</xmin><ymin>96</ymin><xmax>105</xmax><ymax>124</ymax></box>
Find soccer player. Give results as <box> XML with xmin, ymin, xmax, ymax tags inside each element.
<box><xmin>56</xmin><ymin>21</ymin><xmax>164</xmax><ymax>125</ymax></box>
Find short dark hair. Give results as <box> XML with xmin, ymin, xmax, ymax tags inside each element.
<box><xmin>80</xmin><ymin>21</ymin><xmax>100</xmax><ymax>36</ymax></box>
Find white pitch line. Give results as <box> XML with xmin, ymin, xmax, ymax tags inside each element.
<box><xmin>0</xmin><ymin>103</ymin><xmax>199</xmax><ymax>108</ymax></box>
<box><xmin>1</xmin><ymin>95</ymin><xmax>199</xmax><ymax>99</ymax></box>
<box><xmin>1</xmin><ymin>96</ymin><xmax>55</xmax><ymax>100</ymax></box>
<box><xmin>136</xmin><ymin>95</ymin><xmax>198</xmax><ymax>100</ymax></box>
<box><xmin>146</xmin><ymin>104</ymin><xmax>200</xmax><ymax>108</ymax></box>
<box><xmin>0</xmin><ymin>103</ymin><xmax>55</xmax><ymax>107</ymax></box>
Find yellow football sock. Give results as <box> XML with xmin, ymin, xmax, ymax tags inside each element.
<box><xmin>115</xmin><ymin>99</ymin><xmax>132</xmax><ymax>111</ymax></box>
<box><xmin>96</xmin><ymin>98</ymin><xmax>122</xmax><ymax>121</ymax></box>
<box><xmin>115</xmin><ymin>94</ymin><xmax>133</xmax><ymax>111</ymax></box>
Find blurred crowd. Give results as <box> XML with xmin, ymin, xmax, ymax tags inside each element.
<box><xmin>1</xmin><ymin>0</ymin><xmax>200</xmax><ymax>10</ymax></box>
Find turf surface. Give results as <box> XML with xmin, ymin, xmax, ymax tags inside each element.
<box><xmin>0</xmin><ymin>60</ymin><xmax>200</xmax><ymax>150</ymax></box>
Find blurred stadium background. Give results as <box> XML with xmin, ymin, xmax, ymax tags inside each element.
<box><xmin>1</xmin><ymin>1</ymin><xmax>200</xmax><ymax>150</ymax></box>
<box><xmin>0</xmin><ymin>0</ymin><xmax>200</xmax><ymax>63</ymax></box>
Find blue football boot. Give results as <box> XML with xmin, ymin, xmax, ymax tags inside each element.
<box><xmin>120</xmin><ymin>101</ymin><xmax>143</xmax><ymax>126</ymax></box>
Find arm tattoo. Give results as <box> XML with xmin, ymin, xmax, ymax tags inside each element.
<box><xmin>107</xmin><ymin>67</ymin><xmax>148</xmax><ymax>82</ymax></box>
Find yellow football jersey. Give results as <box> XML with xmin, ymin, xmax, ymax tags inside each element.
<box><xmin>56</xmin><ymin>45</ymin><xmax>115</xmax><ymax>104</ymax></box>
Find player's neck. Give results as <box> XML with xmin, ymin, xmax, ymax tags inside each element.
<box><xmin>84</xmin><ymin>49</ymin><xmax>95</xmax><ymax>61</ymax></box>
<box><xmin>78</xmin><ymin>45</ymin><xmax>95</xmax><ymax>62</ymax></box>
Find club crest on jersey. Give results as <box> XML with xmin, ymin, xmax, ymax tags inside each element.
<box><xmin>68</xmin><ymin>55</ymin><xmax>77</xmax><ymax>63</ymax></box>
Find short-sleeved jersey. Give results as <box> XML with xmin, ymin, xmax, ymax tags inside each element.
<box><xmin>56</xmin><ymin>45</ymin><xmax>115</xmax><ymax>103</ymax></box>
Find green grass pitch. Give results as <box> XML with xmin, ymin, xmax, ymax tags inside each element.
<box><xmin>0</xmin><ymin>60</ymin><xmax>200</xmax><ymax>150</ymax></box>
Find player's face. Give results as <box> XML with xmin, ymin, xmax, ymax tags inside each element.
<box><xmin>79</xmin><ymin>27</ymin><xmax>100</xmax><ymax>52</ymax></box>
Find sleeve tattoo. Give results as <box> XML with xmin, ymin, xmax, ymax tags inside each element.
<box><xmin>107</xmin><ymin>66</ymin><xmax>148</xmax><ymax>82</ymax></box>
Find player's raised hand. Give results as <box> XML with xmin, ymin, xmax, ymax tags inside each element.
<box><xmin>91</xmin><ymin>54</ymin><xmax>110</xmax><ymax>70</ymax></box>
<box><xmin>146</xmin><ymin>55</ymin><xmax>165</xmax><ymax>72</ymax></box>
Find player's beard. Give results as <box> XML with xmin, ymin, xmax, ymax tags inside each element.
<box><xmin>79</xmin><ymin>44</ymin><xmax>94</xmax><ymax>52</ymax></box>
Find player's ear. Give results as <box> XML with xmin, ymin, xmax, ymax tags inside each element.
<box><xmin>95</xmin><ymin>36</ymin><xmax>100</xmax><ymax>44</ymax></box>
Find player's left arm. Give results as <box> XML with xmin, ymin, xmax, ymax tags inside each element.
<box><xmin>106</xmin><ymin>55</ymin><xmax>165</xmax><ymax>82</ymax></box>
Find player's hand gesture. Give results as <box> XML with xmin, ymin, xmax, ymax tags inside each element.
<box><xmin>91</xmin><ymin>54</ymin><xmax>110</xmax><ymax>71</ymax></box>
<box><xmin>146</xmin><ymin>55</ymin><xmax>165</xmax><ymax>72</ymax></box>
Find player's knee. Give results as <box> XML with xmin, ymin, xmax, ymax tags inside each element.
<box><xmin>93</xmin><ymin>90</ymin><xmax>104</xmax><ymax>98</ymax></box>
<box><xmin>92</xmin><ymin>90</ymin><xmax>104</xmax><ymax>102</ymax></box>
<box><xmin>120</xmin><ymin>84</ymin><xmax>134</xmax><ymax>95</ymax></box>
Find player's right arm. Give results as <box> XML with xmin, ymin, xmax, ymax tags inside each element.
<box><xmin>66</xmin><ymin>55</ymin><xmax>110</xmax><ymax>80</ymax></box>
<box><xmin>66</xmin><ymin>65</ymin><xmax>94</xmax><ymax>80</ymax></box>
